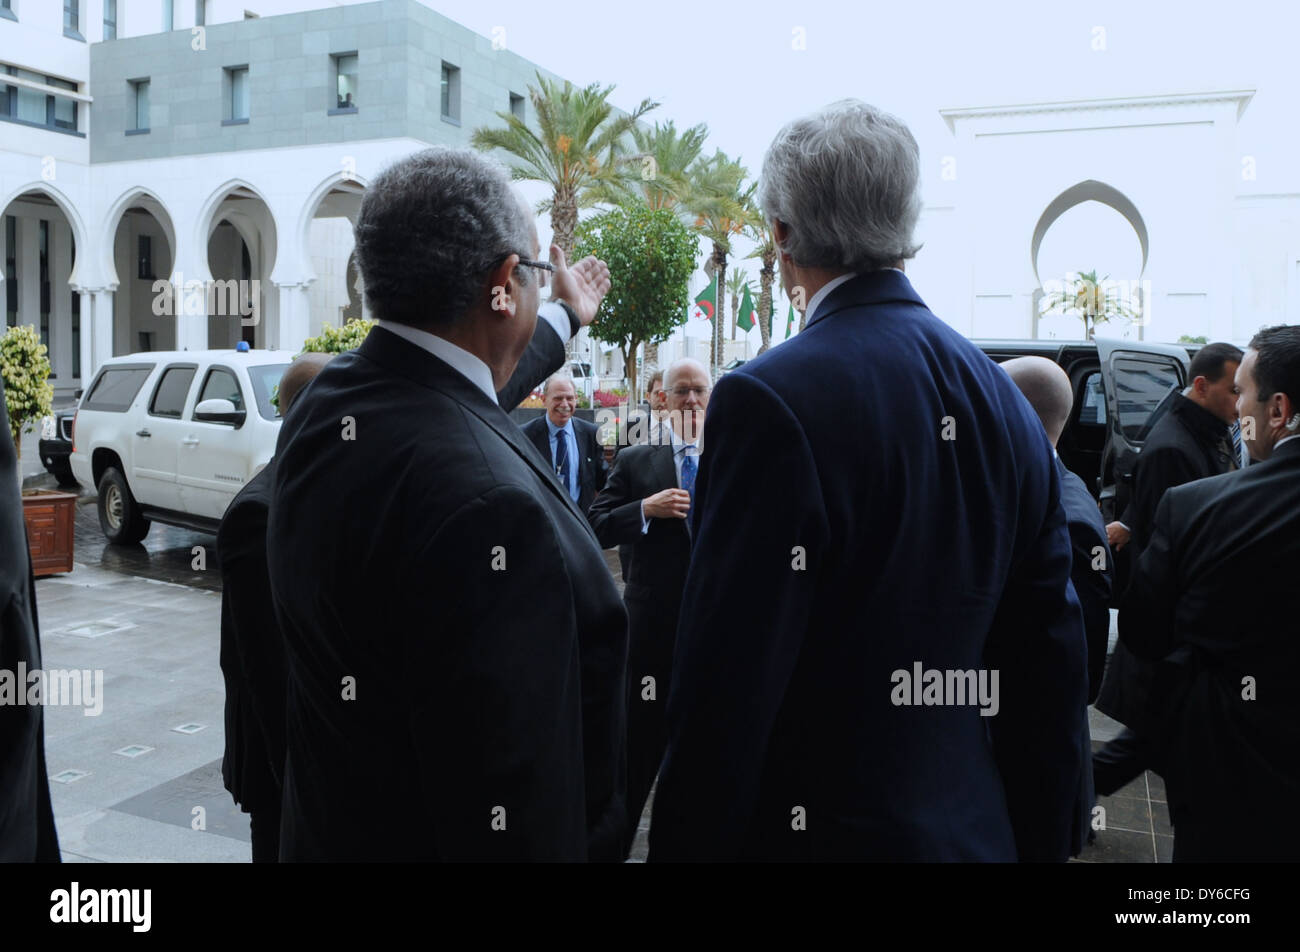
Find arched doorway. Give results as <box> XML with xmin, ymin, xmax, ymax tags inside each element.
<box><xmin>302</xmin><ymin>175</ymin><xmax>366</xmax><ymax>341</ymax></box>
<box><xmin>1031</xmin><ymin>181</ymin><xmax>1149</xmax><ymax>340</ymax></box>
<box><xmin>201</xmin><ymin>182</ymin><xmax>278</xmax><ymax>351</ymax></box>
<box><xmin>105</xmin><ymin>190</ymin><xmax>177</xmax><ymax>355</ymax></box>
<box><xmin>2</xmin><ymin>186</ymin><xmax>85</xmax><ymax>398</ymax></box>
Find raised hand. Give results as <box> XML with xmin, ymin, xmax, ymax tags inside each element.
<box><xmin>549</xmin><ymin>244</ymin><xmax>612</xmax><ymax>327</ymax></box>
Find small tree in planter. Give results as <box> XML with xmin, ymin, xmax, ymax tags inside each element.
<box><xmin>2</xmin><ymin>323</ymin><xmax>54</xmax><ymax>476</ymax></box>
<box><xmin>271</xmin><ymin>317</ymin><xmax>376</xmax><ymax>413</ymax></box>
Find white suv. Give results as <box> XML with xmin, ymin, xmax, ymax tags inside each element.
<box><xmin>69</xmin><ymin>348</ymin><xmax>292</xmax><ymax>544</ymax></box>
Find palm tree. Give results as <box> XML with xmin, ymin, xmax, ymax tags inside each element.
<box><xmin>687</xmin><ymin>150</ymin><xmax>752</xmax><ymax>371</ymax></box>
<box><xmin>587</xmin><ymin>120</ymin><xmax>708</xmax><ymax>372</ymax></box>
<box><xmin>1038</xmin><ymin>269</ymin><xmax>1139</xmax><ymax>340</ymax></box>
<box><xmin>588</xmin><ymin>119</ymin><xmax>708</xmax><ymax>215</ymax></box>
<box><xmin>744</xmin><ymin>200</ymin><xmax>778</xmax><ymax>354</ymax></box>
<box><xmin>471</xmin><ymin>73</ymin><xmax>658</xmax><ymax>258</ymax></box>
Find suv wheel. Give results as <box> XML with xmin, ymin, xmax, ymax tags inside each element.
<box><xmin>97</xmin><ymin>466</ymin><xmax>151</xmax><ymax>544</ymax></box>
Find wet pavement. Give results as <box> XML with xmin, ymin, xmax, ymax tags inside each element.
<box><xmin>34</xmin><ymin>474</ymin><xmax>1165</xmax><ymax>862</ymax></box>
<box><xmin>57</xmin><ymin>477</ymin><xmax>223</xmax><ymax>593</ymax></box>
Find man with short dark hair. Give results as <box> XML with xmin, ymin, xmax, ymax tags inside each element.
<box><xmin>266</xmin><ymin>147</ymin><xmax>625</xmax><ymax>861</ymax></box>
<box><xmin>218</xmin><ymin>351</ymin><xmax>332</xmax><ymax>863</ymax></box>
<box><xmin>1094</xmin><ymin>341</ymin><xmax>1243</xmax><ymax>797</ymax></box>
<box><xmin>1121</xmin><ymin>324</ymin><xmax>1300</xmax><ymax>860</ymax></box>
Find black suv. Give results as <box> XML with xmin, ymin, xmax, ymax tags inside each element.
<box><xmin>975</xmin><ymin>337</ymin><xmax>1197</xmax><ymax>523</ymax></box>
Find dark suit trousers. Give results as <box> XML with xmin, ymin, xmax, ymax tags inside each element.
<box><xmin>623</xmin><ymin>584</ymin><xmax>681</xmax><ymax>857</ymax></box>
<box><xmin>249</xmin><ymin>802</ymin><xmax>281</xmax><ymax>863</ymax></box>
<box><xmin>1092</xmin><ymin>727</ymin><xmax>1152</xmax><ymax>797</ymax></box>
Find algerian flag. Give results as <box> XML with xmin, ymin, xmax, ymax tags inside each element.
<box><xmin>692</xmin><ymin>274</ymin><xmax>718</xmax><ymax>322</ymax></box>
<box><xmin>737</xmin><ymin>284</ymin><xmax>757</xmax><ymax>332</ymax></box>
<box><xmin>785</xmin><ymin>301</ymin><xmax>795</xmax><ymax>339</ymax></box>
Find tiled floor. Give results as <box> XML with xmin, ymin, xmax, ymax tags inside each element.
<box><xmin>39</xmin><ymin>497</ymin><xmax>1167</xmax><ymax>863</ymax></box>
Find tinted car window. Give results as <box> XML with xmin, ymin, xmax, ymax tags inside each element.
<box><xmin>149</xmin><ymin>366</ymin><xmax>197</xmax><ymax>418</ymax></box>
<box><xmin>1077</xmin><ymin>371</ymin><xmax>1107</xmax><ymax>426</ymax></box>
<box><xmin>1114</xmin><ymin>357</ymin><xmax>1180</xmax><ymax>442</ymax></box>
<box><xmin>82</xmin><ymin>365</ymin><xmax>153</xmax><ymax>412</ymax></box>
<box><xmin>197</xmin><ymin>367</ymin><xmax>244</xmax><ymax>412</ymax></box>
<box><xmin>247</xmin><ymin>363</ymin><xmax>291</xmax><ymax>421</ymax></box>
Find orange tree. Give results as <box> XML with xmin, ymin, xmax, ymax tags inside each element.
<box><xmin>572</xmin><ymin>201</ymin><xmax>696</xmax><ymax>405</ymax></box>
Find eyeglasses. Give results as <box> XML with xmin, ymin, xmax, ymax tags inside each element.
<box><xmin>512</xmin><ymin>255</ymin><xmax>555</xmax><ymax>288</ymax></box>
<box><xmin>668</xmin><ymin>386</ymin><xmax>711</xmax><ymax>398</ymax></box>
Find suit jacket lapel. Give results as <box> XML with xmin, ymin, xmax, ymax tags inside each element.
<box><xmin>528</xmin><ymin>420</ymin><xmax>552</xmax><ymax>467</ymax></box>
<box><xmin>358</xmin><ymin>327</ymin><xmax>599</xmax><ymax>543</ymax></box>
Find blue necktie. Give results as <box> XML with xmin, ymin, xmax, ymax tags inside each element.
<box><xmin>680</xmin><ymin>445</ymin><xmax>698</xmax><ymax>522</ymax></box>
<box><xmin>555</xmin><ymin>427</ymin><xmax>575</xmax><ymax>500</ymax></box>
<box><xmin>1230</xmin><ymin>420</ymin><xmax>1243</xmax><ymax>469</ymax></box>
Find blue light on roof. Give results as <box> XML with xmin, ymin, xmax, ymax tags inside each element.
<box><xmin>236</xmin><ymin>341</ymin><xmax>250</xmax><ymax>352</ymax></box>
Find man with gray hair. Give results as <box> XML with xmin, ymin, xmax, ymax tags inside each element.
<box><xmin>520</xmin><ymin>372</ymin><xmax>607</xmax><ymax>517</ymax></box>
<box><xmin>590</xmin><ymin>356</ymin><xmax>710</xmax><ymax>857</ymax></box>
<box><xmin>267</xmin><ymin>147</ymin><xmax>626</xmax><ymax>861</ymax></box>
<box><xmin>651</xmin><ymin>101</ymin><xmax>1087</xmax><ymax>862</ymax></box>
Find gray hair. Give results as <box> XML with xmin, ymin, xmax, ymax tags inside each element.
<box><xmin>354</xmin><ymin>146</ymin><xmax>534</xmax><ymax>328</ymax></box>
<box><xmin>758</xmin><ymin>99</ymin><xmax>923</xmax><ymax>272</ymax></box>
<box><xmin>542</xmin><ymin>373</ymin><xmax>576</xmax><ymax>396</ymax></box>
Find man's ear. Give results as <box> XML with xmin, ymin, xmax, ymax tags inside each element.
<box><xmin>488</xmin><ymin>255</ymin><xmax>520</xmax><ymax>317</ymax></box>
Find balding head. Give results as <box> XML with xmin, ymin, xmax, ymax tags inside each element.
<box><xmin>1001</xmin><ymin>356</ymin><xmax>1073</xmax><ymax>447</ymax></box>
<box><xmin>279</xmin><ymin>352</ymin><xmax>334</xmax><ymax>416</ymax></box>
<box><xmin>664</xmin><ymin>358</ymin><xmax>709</xmax><ymax>392</ymax></box>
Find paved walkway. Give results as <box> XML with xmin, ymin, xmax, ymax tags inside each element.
<box><xmin>32</xmin><ymin>492</ymin><xmax>1169</xmax><ymax>862</ymax></box>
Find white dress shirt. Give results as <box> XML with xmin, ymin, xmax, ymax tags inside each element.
<box><xmin>376</xmin><ymin>301</ymin><xmax>571</xmax><ymax>405</ymax></box>
<box><xmin>639</xmin><ymin>425</ymin><xmax>702</xmax><ymax>533</ymax></box>
<box><xmin>544</xmin><ymin>415</ymin><xmax>581</xmax><ymax>501</ymax></box>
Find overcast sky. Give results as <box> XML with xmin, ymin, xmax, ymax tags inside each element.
<box><xmin>422</xmin><ymin>0</ymin><xmax>1299</xmax><ymax>342</ymax></box>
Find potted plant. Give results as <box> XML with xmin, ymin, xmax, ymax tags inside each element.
<box><xmin>2</xmin><ymin>323</ymin><xmax>54</xmax><ymax>486</ymax></box>
<box><xmin>3</xmin><ymin>323</ymin><xmax>75</xmax><ymax>575</ymax></box>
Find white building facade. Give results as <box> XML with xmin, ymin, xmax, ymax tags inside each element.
<box><xmin>1</xmin><ymin>0</ymin><xmax>578</xmax><ymax>408</ymax></box>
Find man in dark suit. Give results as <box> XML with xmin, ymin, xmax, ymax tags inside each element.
<box><xmin>1121</xmin><ymin>325</ymin><xmax>1300</xmax><ymax>861</ymax></box>
<box><xmin>1094</xmin><ymin>342</ymin><xmax>1242</xmax><ymax>797</ymax></box>
<box><xmin>218</xmin><ymin>352</ymin><xmax>332</xmax><ymax>862</ymax></box>
<box><xmin>266</xmin><ymin>147</ymin><xmax>626</xmax><ymax>861</ymax></box>
<box><xmin>1003</xmin><ymin>356</ymin><xmax>1114</xmax><ymax>855</ymax></box>
<box><xmin>1003</xmin><ymin>357</ymin><xmax>1113</xmax><ymax>700</ymax></box>
<box><xmin>521</xmin><ymin>374</ymin><xmax>608</xmax><ymax>516</ymax></box>
<box><xmin>589</xmin><ymin>357</ymin><xmax>708</xmax><ymax>856</ymax></box>
<box><xmin>650</xmin><ymin>101</ymin><xmax>1087</xmax><ymax>862</ymax></box>
<box><xmin>0</xmin><ymin>392</ymin><xmax>60</xmax><ymax>862</ymax></box>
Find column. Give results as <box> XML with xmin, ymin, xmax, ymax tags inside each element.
<box><xmin>88</xmin><ymin>288</ymin><xmax>114</xmax><ymax>375</ymax></box>
<box><xmin>276</xmin><ymin>281</ymin><xmax>311</xmax><ymax>353</ymax></box>
<box><xmin>51</xmin><ymin>218</ymin><xmax>73</xmax><ymax>385</ymax></box>
<box><xmin>16</xmin><ymin>216</ymin><xmax>39</xmax><ymax>331</ymax></box>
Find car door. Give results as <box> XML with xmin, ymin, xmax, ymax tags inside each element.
<box><xmin>131</xmin><ymin>363</ymin><xmax>198</xmax><ymax>511</ymax></box>
<box><xmin>1094</xmin><ymin>338</ymin><xmax>1191</xmax><ymax>523</ymax></box>
<box><xmin>176</xmin><ymin>364</ymin><xmax>255</xmax><ymax>520</ymax></box>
